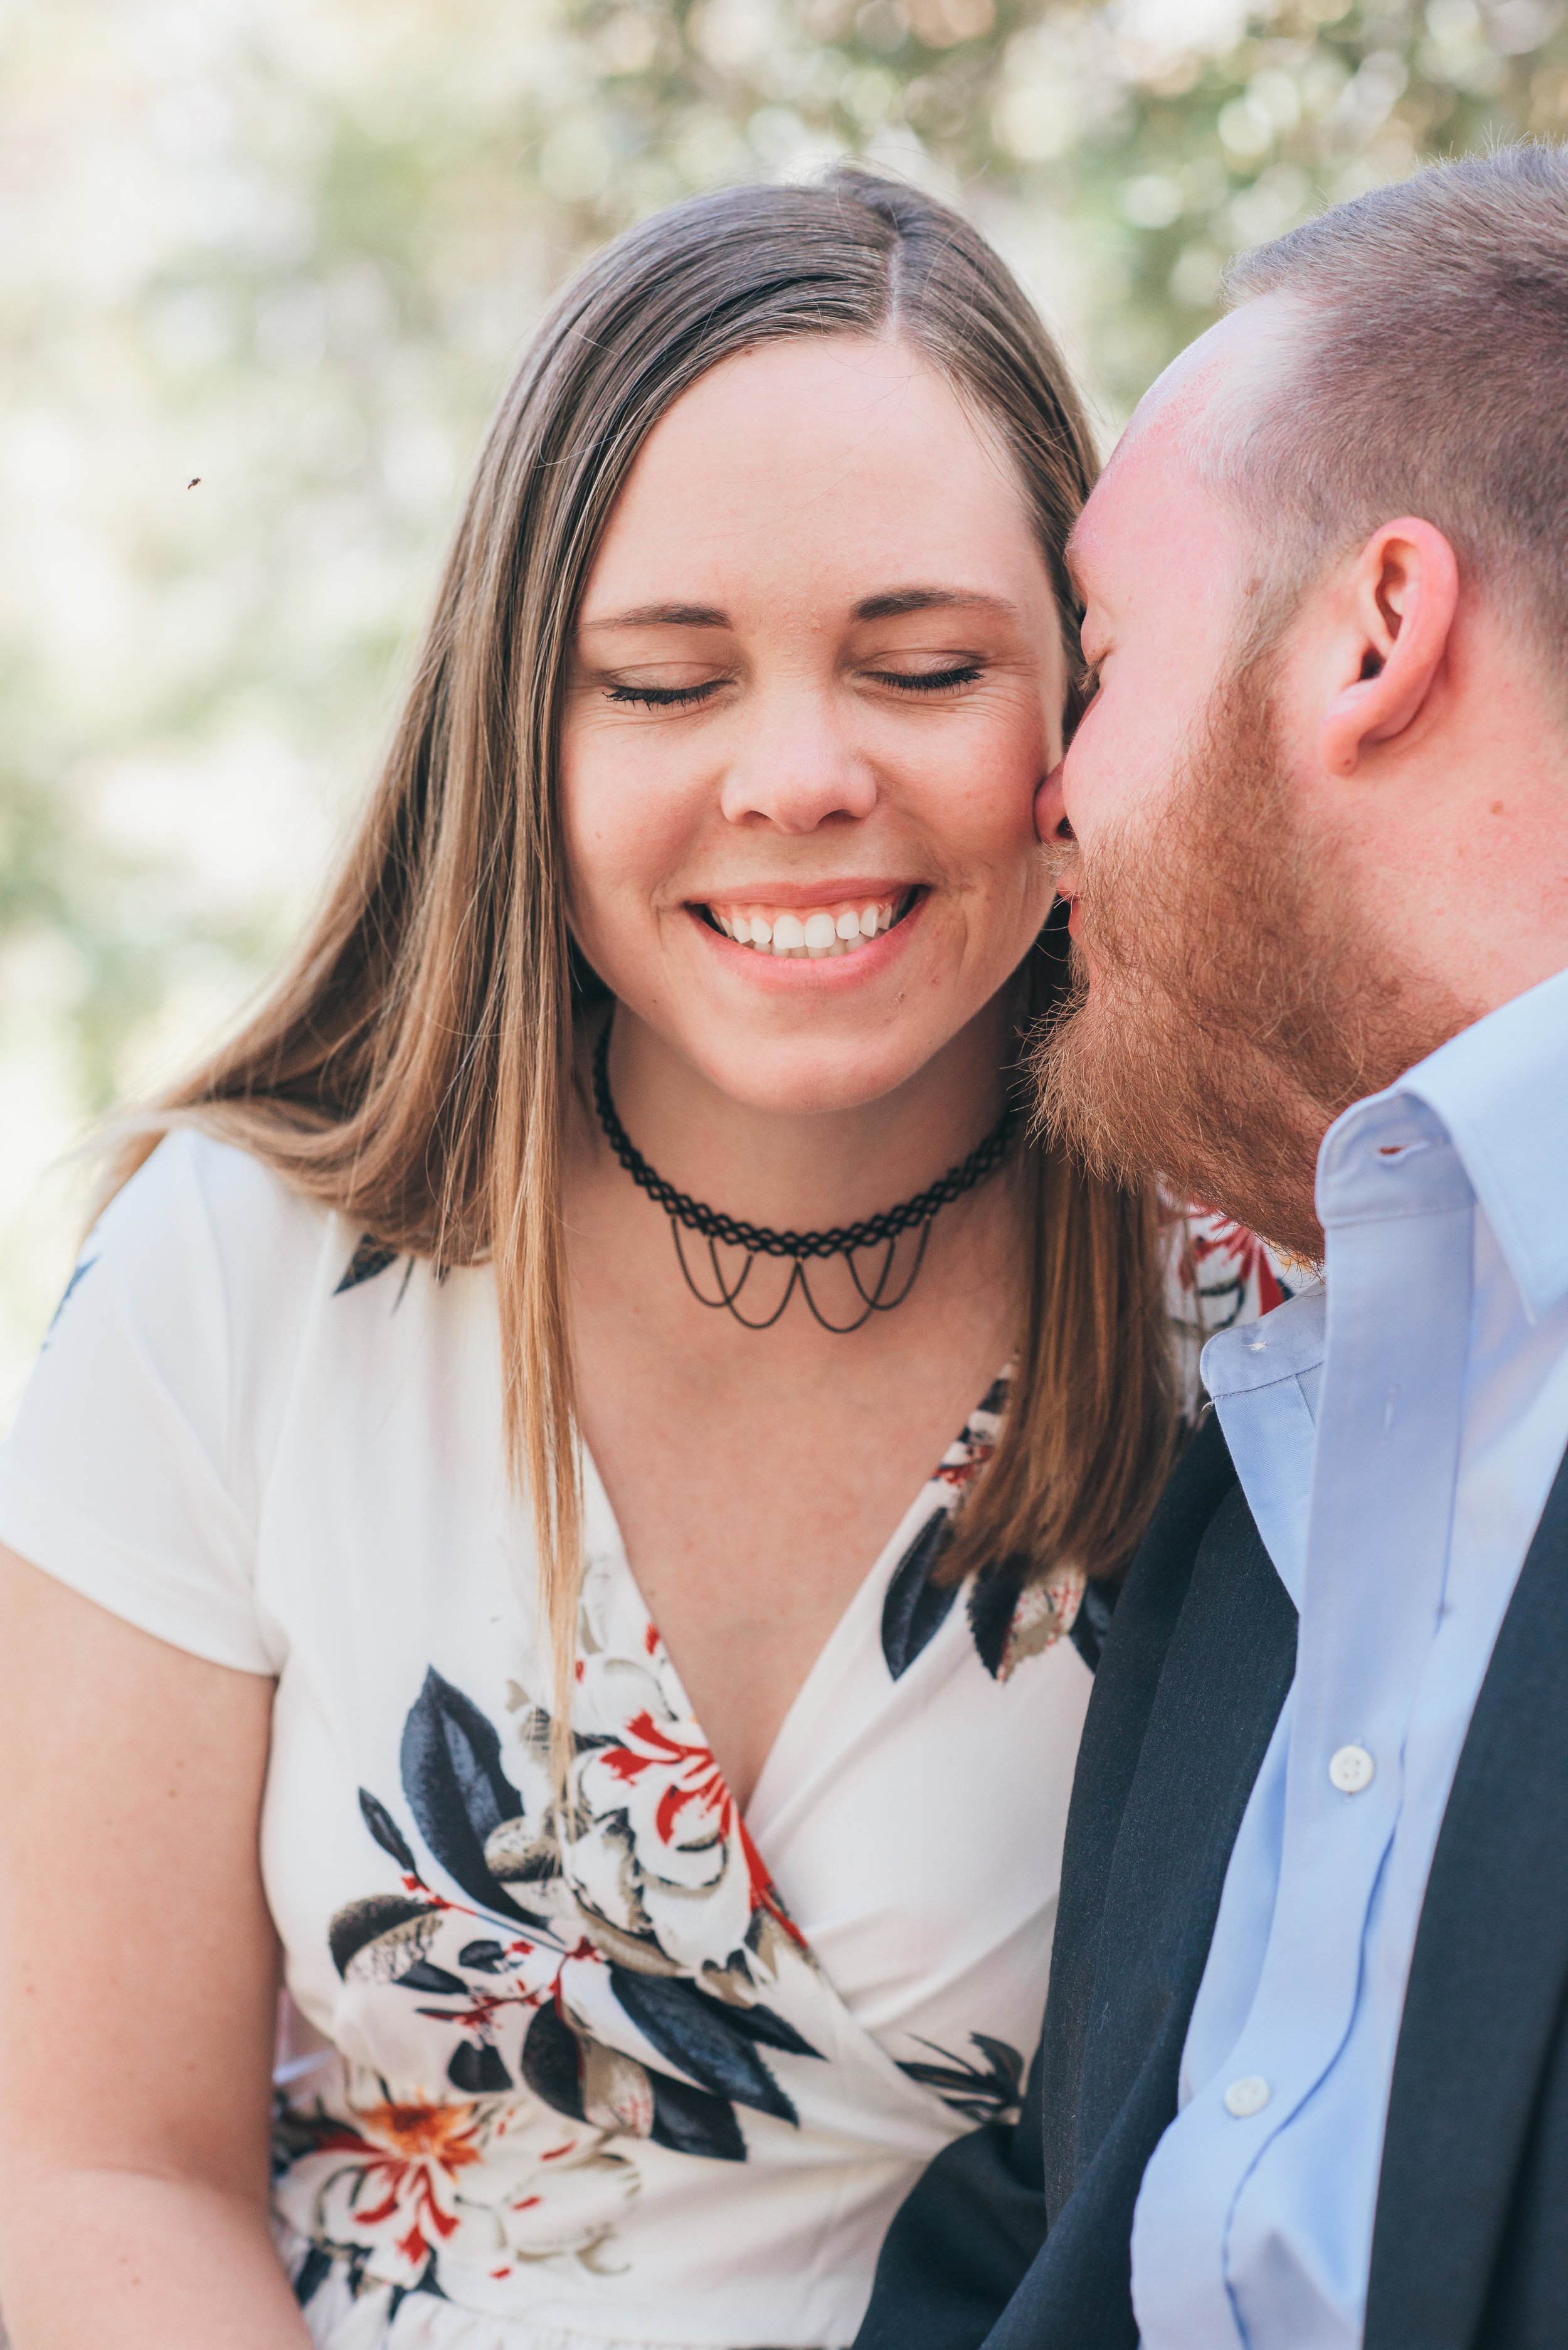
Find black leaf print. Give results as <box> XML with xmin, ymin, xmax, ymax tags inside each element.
<box><xmin>398</xmin><ymin>1959</ymin><xmax>469</xmax><ymax>1995</ymax></box>
<box><xmin>703</xmin><ymin>1999</ymin><xmax>820</xmax><ymax>2058</ymax></box>
<box><xmin>881</xmin><ymin>1509</ymin><xmax>961</xmax><ymax>1679</ymax></box>
<box><xmin>896</xmin><ymin>2031</ymin><xmax>1025</xmax><ymax>2122</ymax></box>
<box><xmin>521</xmin><ymin>2003</ymin><xmax>586</xmax><ymax>2119</ymax></box>
<box><xmin>458</xmin><ymin>1938</ymin><xmax>512</xmax><ymax>1974</ymax></box>
<box><xmin>969</xmin><ymin>2033</ymin><xmax>1025</xmax><ymax>2091</ymax></box>
<box><xmin>328</xmin><ymin>1893</ymin><xmax>433</xmax><ymax>1977</ymax></box>
<box><xmin>393</xmin><ymin>2253</ymin><xmax>448</xmax><ymax>2308</ymax></box>
<box><xmin>966</xmin><ymin>1558</ymin><xmax>1028</xmax><ymax>1680</ymax></box>
<box><xmin>648</xmin><ymin>2071</ymin><xmax>747</xmax><ymax>2162</ymax></box>
<box><xmin>399</xmin><ymin>1670</ymin><xmax>535</xmax><ymax>1924</ymax></box>
<box><xmin>358</xmin><ymin>1789</ymin><xmax>418</xmax><ymax>1878</ymax></box>
<box><xmin>292</xmin><ymin>2245</ymin><xmax>334</xmax><ymax>2306</ymax></box>
<box><xmin>609</xmin><ymin>1967</ymin><xmax>798</xmax><ymax>2124</ymax></box>
<box><xmin>1069</xmin><ymin>1577</ymin><xmax>1119</xmax><ymax>1674</ymax></box>
<box><xmin>978</xmin><ymin>1376</ymin><xmax>1010</xmax><ymax>1415</ymax></box>
<box><xmin>334</xmin><ymin>1235</ymin><xmax>400</xmax><ymax>1294</ymax></box>
<box><xmin>447</xmin><ymin>2039</ymin><xmax>512</xmax><ymax>2093</ymax></box>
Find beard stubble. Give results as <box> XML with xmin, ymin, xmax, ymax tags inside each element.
<box><xmin>1032</xmin><ymin>661</ymin><xmax>1476</xmax><ymax>1262</ymax></box>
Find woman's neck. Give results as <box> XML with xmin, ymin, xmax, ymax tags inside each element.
<box><xmin>587</xmin><ymin>996</ymin><xmax>1014</xmax><ymax>1235</ymax></box>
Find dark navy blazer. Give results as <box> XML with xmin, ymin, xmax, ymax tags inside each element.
<box><xmin>854</xmin><ymin>1411</ymin><xmax>1568</xmax><ymax>2350</ymax></box>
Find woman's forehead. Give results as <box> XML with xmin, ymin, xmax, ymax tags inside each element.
<box><xmin>580</xmin><ymin>336</ymin><xmax>1049</xmax><ymax>622</ymax></box>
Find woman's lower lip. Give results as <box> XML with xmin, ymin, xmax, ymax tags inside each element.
<box><xmin>686</xmin><ymin>892</ymin><xmax>926</xmax><ymax>982</ymax></box>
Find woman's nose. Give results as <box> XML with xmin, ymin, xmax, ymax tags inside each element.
<box><xmin>717</xmin><ymin>703</ymin><xmax>878</xmax><ymax>833</ymax></box>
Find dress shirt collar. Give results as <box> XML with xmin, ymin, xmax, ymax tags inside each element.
<box><xmin>1199</xmin><ymin>962</ymin><xmax>1568</xmax><ymax>1597</ymax></box>
<box><xmin>1200</xmin><ymin>1284</ymin><xmax>1325</xmax><ymax>1609</ymax></box>
<box><xmin>1201</xmin><ymin>962</ymin><xmax>1568</xmax><ymax>1535</ymax></box>
<box><xmin>1395</xmin><ymin>960</ymin><xmax>1568</xmax><ymax>1321</ymax></box>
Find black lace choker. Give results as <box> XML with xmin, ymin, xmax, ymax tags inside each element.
<box><xmin>591</xmin><ymin>1013</ymin><xmax>1017</xmax><ymax>1333</ymax></box>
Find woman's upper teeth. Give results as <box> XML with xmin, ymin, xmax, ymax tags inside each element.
<box><xmin>711</xmin><ymin>898</ymin><xmax>897</xmax><ymax>957</ymax></box>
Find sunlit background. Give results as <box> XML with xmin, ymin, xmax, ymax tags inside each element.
<box><xmin>4</xmin><ymin>0</ymin><xmax>1565</xmax><ymax>1421</ymax></box>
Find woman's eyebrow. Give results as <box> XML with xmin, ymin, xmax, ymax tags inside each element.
<box><xmin>853</xmin><ymin>586</ymin><xmax>1019</xmax><ymax>621</ymax></box>
<box><xmin>579</xmin><ymin>602</ymin><xmax>731</xmax><ymax>630</ymax></box>
<box><xmin>579</xmin><ymin>586</ymin><xmax>1019</xmax><ymax>632</ymax></box>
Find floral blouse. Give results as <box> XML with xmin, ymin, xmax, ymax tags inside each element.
<box><xmin>0</xmin><ymin>1136</ymin><xmax>1276</xmax><ymax>2350</ymax></box>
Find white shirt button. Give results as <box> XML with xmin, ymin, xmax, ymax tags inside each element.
<box><xmin>1224</xmin><ymin>2075</ymin><xmax>1272</xmax><ymax>2118</ymax></box>
<box><xmin>1328</xmin><ymin>1743</ymin><xmax>1375</xmax><ymax>1794</ymax></box>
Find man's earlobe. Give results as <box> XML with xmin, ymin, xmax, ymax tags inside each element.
<box><xmin>1319</xmin><ymin>519</ymin><xmax>1459</xmax><ymax>777</ymax></box>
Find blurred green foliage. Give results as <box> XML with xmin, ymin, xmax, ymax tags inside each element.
<box><xmin>2</xmin><ymin>0</ymin><xmax>1567</xmax><ymax>1396</ymax></box>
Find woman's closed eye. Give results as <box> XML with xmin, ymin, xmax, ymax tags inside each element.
<box><xmin>603</xmin><ymin>675</ymin><xmax>730</xmax><ymax>708</ymax></box>
<box><xmin>862</xmin><ymin>657</ymin><xmax>986</xmax><ymax>696</ymax></box>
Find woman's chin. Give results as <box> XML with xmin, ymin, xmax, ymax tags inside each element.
<box><xmin>647</xmin><ymin>1007</ymin><xmax>991</xmax><ymax>1122</ymax></box>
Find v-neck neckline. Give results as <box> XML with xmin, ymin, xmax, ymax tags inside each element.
<box><xmin>575</xmin><ymin>1370</ymin><xmax>1008</xmax><ymax>1836</ymax></box>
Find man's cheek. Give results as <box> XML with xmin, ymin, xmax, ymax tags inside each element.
<box><xmin>1064</xmin><ymin>703</ymin><xmax>1167</xmax><ymax>838</ymax></box>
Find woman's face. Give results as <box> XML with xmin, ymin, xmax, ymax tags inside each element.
<box><xmin>560</xmin><ymin>332</ymin><xmax>1067</xmax><ymax>1114</ymax></box>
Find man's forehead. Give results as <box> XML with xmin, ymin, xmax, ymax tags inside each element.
<box><xmin>1145</xmin><ymin>290</ymin><xmax>1308</xmax><ymax>457</ymax></box>
<box><xmin>1069</xmin><ymin>293</ymin><xmax>1304</xmax><ymax>605</ymax></box>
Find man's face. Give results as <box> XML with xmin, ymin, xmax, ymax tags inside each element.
<box><xmin>1057</xmin><ymin>386</ymin><xmax>1261</xmax><ymax>903</ymax></box>
<box><xmin>1038</xmin><ymin>648</ymin><xmax>1338</xmax><ymax>1262</ymax></box>
<box><xmin>1035</xmin><ymin>326</ymin><xmax>1469</xmax><ymax>1258</ymax></box>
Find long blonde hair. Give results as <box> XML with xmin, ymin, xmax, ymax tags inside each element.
<box><xmin>106</xmin><ymin>171</ymin><xmax>1176</xmax><ymax>1724</ymax></box>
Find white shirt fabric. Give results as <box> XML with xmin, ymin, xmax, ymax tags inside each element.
<box><xmin>0</xmin><ymin>1130</ymin><xmax>1124</xmax><ymax>2350</ymax></box>
<box><xmin>1130</xmin><ymin>961</ymin><xmax>1568</xmax><ymax>2350</ymax></box>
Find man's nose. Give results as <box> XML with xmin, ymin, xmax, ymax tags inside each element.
<box><xmin>1034</xmin><ymin>760</ymin><xmax>1072</xmax><ymax>844</ymax></box>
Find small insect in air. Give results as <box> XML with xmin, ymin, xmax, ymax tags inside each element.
<box><xmin>187</xmin><ymin>476</ymin><xmax>201</xmax><ymax>489</ymax></box>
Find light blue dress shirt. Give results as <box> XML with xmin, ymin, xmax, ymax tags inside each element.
<box><xmin>1129</xmin><ymin>960</ymin><xmax>1568</xmax><ymax>2350</ymax></box>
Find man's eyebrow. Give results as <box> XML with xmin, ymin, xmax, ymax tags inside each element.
<box><xmin>853</xmin><ymin>585</ymin><xmax>1019</xmax><ymax>621</ymax></box>
<box><xmin>579</xmin><ymin>602</ymin><xmax>731</xmax><ymax>630</ymax></box>
<box><xmin>1062</xmin><ymin>540</ymin><xmax>1088</xmax><ymax>605</ymax></box>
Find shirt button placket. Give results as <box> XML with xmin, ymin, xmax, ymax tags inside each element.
<box><xmin>1328</xmin><ymin>1745</ymin><xmax>1375</xmax><ymax>1794</ymax></box>
<box><xmin>1224</xmin><ymin>2075</ymin><xmax>1273</xmax><ymax>2119</ymax></box>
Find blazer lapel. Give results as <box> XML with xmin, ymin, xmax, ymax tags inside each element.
<box><xmin>1076</xmin><ymin>1477</ymin><xmax>1297</xmax><ymax>2171</ymax></box>
<box><xmin>1037</xmin><ymin>1410</ymin><xmax>1242</xmax><ymax>2216</ymax></box>
<box><xmin>1367</xmin><ymin>1441</ymin><xmax>1568</xmax><ymax>2350</ymax></box>
<box><xmin>992</xmin><ymin>1427</ymin><xmax>1296</xmax><ymax>2350</ymax></box>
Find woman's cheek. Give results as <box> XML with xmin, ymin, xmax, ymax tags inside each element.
<box><xmin>919</xmin><ymin>725</ymin><xmax>1049</xmax><ymax>861</ymax></box>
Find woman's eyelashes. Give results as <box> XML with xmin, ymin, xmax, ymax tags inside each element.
<box><xmin>866</xmin><ymin>661</ymin><xmax>984</xmax><ymax>694</ymax></box>
<box><xmin>596</xmin><ymin>654</ymin><xmax>987</xmax><ymax>710</ymax></box>
<box><xmin>605</xmin><ymin>678</ymin><xmax>727</xmax><ymax>708</ymax></box>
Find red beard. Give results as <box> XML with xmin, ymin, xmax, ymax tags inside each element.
<box><xmin>1032</xmin><ymin>661</ymin><xmax>1475</xmax><ymax>1262</ymax></box>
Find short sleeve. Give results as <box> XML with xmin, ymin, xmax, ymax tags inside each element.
<box><xmin>0</xmin><ymin>1131</ymin><xmax>320</xmax><ymax>1674</ymax></box>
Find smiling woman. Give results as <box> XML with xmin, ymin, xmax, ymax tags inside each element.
<box><xmin>0</xmin><ymin>173</ymin><xmax>1265</xmax><ymax>2350</ymax></box>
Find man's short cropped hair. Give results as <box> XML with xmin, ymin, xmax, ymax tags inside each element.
<box><xmin>1215</xmin><ymin>142</ymin><xmax>1568</xmax><ymax>656</ymax></box>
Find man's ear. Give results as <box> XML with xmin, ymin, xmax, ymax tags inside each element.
<box><xmin>1319</xmin><ymin>518</ymin><xmax>1460</xmax><ymax>777</ymax></box>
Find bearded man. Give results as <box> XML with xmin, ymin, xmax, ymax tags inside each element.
<box><xmin>855</xmin><ymin>144</ymin><xmax>1568</xmax><ymax>2350</ymax></box>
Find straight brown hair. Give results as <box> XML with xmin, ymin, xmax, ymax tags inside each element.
<box><xmin>105</xmin><ymin>171</ymin><xmax>1177</xmax><ymax>1725</ymax></box>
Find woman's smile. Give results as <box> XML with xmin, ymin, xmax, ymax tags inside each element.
<box><xmin>689</xmin><ymin>883</ymin><xmax>919</xmax><ymax>967</ymax></box>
